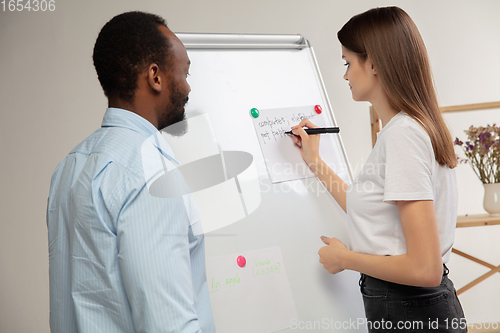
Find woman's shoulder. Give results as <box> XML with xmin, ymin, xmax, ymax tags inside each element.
<box><xmin>378</xmin><ymin>112</ymin><xmax>434</xmax><ymax>162</ymax></box>
<box><xmin>382</xmin><ymin>111</ymin><xmax>431</xmax><ymax>145</ymax></box>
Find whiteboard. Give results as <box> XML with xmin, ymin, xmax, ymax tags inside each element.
<box><xmin>178</xmin><ymin>33</ymin><xmax>366</xmax><ymax>332</ymax></box>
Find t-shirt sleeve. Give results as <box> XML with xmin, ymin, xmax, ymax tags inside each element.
<box><xmin>381</xmin><ymin>122</ymin><xmax>435</xmax><ymax>204</ymax></box>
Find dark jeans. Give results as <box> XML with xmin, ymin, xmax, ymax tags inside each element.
<box><xmin>360</xmin><ymin>265</ymin><xmax>467</xmax><ymax>332</ymax></box>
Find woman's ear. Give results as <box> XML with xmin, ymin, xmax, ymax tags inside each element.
<box><xmin>147</xmin><ymin>63</ymin><xmax>162</xmax><ymax>93</ymax></box>
<box><xmin>369</xmin><ymin>58</ymin><xmax>377</xmax><ymax>75</ymax></box>
<box><xmin>365</xmin><ymin>55</ymin><xmax>377</xmax><ymax>75</ymax></box>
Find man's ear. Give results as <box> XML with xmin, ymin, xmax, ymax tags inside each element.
<box><xmin>147</xmin><ymin>63</ymin><xmax>162</xmax><ymax>93</ymax></box>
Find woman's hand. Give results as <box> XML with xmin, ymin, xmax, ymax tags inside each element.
<box><xmin>291</xmin><ymin>119</ymin><xmax>322</xmax><ymax>169</ymax></box>
<box><xmin>318</xmin><ymin>236</ymin><xmax>348</xmax><ymax>274</ymax></box>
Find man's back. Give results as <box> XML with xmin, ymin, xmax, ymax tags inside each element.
<box><xmin>47</xmin><ymin>108</ymin><xmax>214</xmax><ymax>332</ymax></box>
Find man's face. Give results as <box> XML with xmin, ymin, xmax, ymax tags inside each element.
<box><xmin>158</xmin><ymin>26</ymin><xmax>191</xmax><ymax>134</ymax></box>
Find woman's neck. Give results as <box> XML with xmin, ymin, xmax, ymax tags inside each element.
<box><xmin>370</xmin><ymin>94</ymin><xmax>400</xmax><ymax>128</ymax></box>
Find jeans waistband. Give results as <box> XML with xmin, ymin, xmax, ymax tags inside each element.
<box><xmin>359</xmin><ymin>264</ymin><xmax>449</xmax><ymax>288</ymax></box>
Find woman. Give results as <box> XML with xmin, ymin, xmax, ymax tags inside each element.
<box><xmin>292</xmin><ymin>7</ymin><xmax>467</xmax><ymax>332</ymax></box>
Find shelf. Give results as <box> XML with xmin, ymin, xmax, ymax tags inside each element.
<box><xmin>456</xmin><ymin>214</ymin><xmax>500</xmax><ymax>228</ymax></box>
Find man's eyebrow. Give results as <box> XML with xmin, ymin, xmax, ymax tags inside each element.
<box><xmin>188</xmin><ymin>60</ymin><xmax>191</xmax><ymax>66</ymax></box>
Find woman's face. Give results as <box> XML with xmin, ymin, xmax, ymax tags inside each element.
<box><xmin>341</xmin><ymin>46</ymin><xmax>378</xmax><ymax>102</ymax></box>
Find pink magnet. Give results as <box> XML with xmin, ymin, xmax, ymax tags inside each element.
<box><xmin>236</xmin><ymin>255</ymin><xmax>246</xmax><ymax>268</ymax></box>
<box><xmin>314</xmin><ymin>105</ymin><xmax>323</xmax><ymax>114</ymax></box>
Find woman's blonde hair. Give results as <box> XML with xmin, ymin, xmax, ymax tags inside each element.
<box><xmin>338</xmin><ymin>6</ymin><xmax>457</xmax><ymax>168</ymax></box>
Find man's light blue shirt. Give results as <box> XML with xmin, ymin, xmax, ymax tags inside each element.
<box><xmin>47</xmin><ymin>108</ymin><xmax>215</xmax><ymax>332</ymax></box>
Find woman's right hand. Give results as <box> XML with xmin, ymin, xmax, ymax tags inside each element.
<box><xmin>291</xmin><ymin>118</ymin><xmax>322</xmax><ymax>170</ymax></box>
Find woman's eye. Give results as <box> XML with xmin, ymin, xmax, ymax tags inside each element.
<box><xmin>344</xmin><ymin>62</ymin><xmax>350</xmax><ymax>67</ymax></box>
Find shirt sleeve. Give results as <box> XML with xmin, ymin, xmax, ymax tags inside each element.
<box><xmin>115</xmin><ymin>170</ymin><xmax>202</xmax><ymax>333</ymax></box>
<box><xmin>381</xmin><ymin>122</ymin><xmax>435</xmax><ymax>204</ymax></box>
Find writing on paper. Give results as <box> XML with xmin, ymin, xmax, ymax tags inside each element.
<box><xmin>257</xmin><ymin>112</ymin><xmax>321</xmax><ymax>144</ymax></box>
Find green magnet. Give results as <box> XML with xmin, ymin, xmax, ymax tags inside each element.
<box><xmin>250</xmin><ymin>108</ymin><xmax>259</xmax><ymax>118</ymax></box>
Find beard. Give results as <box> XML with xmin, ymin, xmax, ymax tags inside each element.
<box><xmin>159</xmin><ymin>79</ymin><xmax>189</xmax><ymax>137</ymax></box>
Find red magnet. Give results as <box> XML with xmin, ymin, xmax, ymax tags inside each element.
<box><xmin>314</xmin><ymin>105</ymin><xmax>323</xmax><ymax>114</ymax></box>
<box><xmin>236</xmin><ymin>255</ymin><xmax>246</xmax><ymax>268</ymax></box>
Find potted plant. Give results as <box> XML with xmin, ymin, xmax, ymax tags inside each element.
<box><xmin>455</xmin><ymin>124</ymin><xmax>500</xmax><ymax>215</ymax></box>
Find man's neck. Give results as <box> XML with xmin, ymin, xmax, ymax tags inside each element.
<box><xmin>108</xmin><ymin>98</ymin><xmax>159</xmax><ymax>129</ymax></box>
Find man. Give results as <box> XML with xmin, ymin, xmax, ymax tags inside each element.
<box><xmin>47</xmin><ymin>11</ymin><xmax>215</xmax><ymax>332</ymax></box>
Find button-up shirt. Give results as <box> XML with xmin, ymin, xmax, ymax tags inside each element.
<box><xmin>47</xmin><ymin>108</ymin><xmax>215</xmax><ymax>332</ymax></box>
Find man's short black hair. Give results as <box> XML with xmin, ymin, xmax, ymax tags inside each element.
<box><xmin>93</xmin><ymin>11</ymin><xmax>172</xmax><ymax>103</ymax></box>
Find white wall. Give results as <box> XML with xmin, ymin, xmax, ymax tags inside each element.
<box><xmin>1</xmin><ymin>0</ymin><xmax>499</xmax><ymax>331</ymax></box>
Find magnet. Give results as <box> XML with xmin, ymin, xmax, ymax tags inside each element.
<box><xmin>237</xmin><ymin>255</ymin><xmax>246</xmax><ymax>267</ymax></box>
<box><xmin>250</xmin><ymin>108</ymin><xmax>259</xmax><ymax>118</ymax></box>
<box><xmin>314</xmin><ymin>105</ymin><xmax>322</xmax><ymax>114</ymax></box>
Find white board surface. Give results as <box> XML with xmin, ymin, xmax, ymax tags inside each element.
<box><xmin>206</xmin><ymin>247</ymin><xmax>298</xmax><ymax>333</ymax></box>
<box><xmin>178</xmin><ymin>33</ymin><xmax>366</xmax><ymax>333</ymax></box>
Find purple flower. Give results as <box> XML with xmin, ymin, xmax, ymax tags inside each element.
<box><xmin>459</xmin><ymin>124</ymin><xmax>500</xmax><ymax>184</ymax></box>
<box><xmin>465</xmin><ymin>141</ymin><xmax>474</xmax><ymax>152</ymax></box>
<box><xmin>479</xmin><ymin>131</ymin><xmax>491</xmax><ymax>143</ymax></box>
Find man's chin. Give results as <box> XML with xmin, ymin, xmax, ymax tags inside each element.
<box><xmin>161</xmin><ymin>112</ymin><xmax>188</xmax><ymax>137</ymax></box>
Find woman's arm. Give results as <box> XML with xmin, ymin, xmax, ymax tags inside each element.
<box><xmin>319</xmin><ymin>200</ymin><xmax>444</xmax><ymax>287</ymax></box>
<box><xmin>311</xmin><ymin>160</ymin><xmax>348</xmax><ymax>213</ymax></box>
<box><xmin>291</xmin><ymin>119</ymin><xmax>348</xmax><ymax>213</ymax></box>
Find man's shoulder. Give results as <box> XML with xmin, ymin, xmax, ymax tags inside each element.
<box><xmin>49</xmin><ymin>126</ymin><xmax>150</xmax><ymax>206</ymax></box>
<box><xmin>69</xmin><ymin>126</ymin><xmax>147</xmax><ymax>172</ymax></box>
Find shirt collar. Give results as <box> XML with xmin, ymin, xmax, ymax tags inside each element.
<box><xmin>101</xmin><ymin>107</ymin><xmax>179</xmax><ymax>164</ymax></box>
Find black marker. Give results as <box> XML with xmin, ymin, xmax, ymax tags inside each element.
<box><xmin>285</xmin><ymin>127</ymin><xmax>340</xmax><ymax>135</ymax></box>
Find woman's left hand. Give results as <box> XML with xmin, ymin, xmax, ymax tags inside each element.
<box><xmin>318</xmin><ymin>236</ymin><xmax>348</xmax><ymax>274</ymax></box>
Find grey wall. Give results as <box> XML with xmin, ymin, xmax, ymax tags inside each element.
<box><xmin>1</xmin><ymin>0</ymin><xmax>499</xmax><ymax>331</ymax></box>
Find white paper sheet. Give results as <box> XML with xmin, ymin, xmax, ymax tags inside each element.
<box><xmin>252</xmin><ymin>105</ymin><xmax>342</xmax><ymax>183</ymax></box>
<box><xmin>206</xmin><ymin>247</ymin><xmax>298</xmax><ymax>333</ymax></box>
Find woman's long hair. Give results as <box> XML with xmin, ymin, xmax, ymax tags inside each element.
<box><xmin>338</xmin><ymin>7</ymin><xmax>457</xmax><ymax>168</ymax></box>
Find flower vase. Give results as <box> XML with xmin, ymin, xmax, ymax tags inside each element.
<box><xmin>483</xmin><ymin>183</ymin><xmax>500</xmax><ymax>216</ymax></box>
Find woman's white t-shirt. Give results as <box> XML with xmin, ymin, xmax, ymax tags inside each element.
<box><xmin>346</xmin><ymin>111</ymin><xmax>458</xmax><ymax>263</ymax></box>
